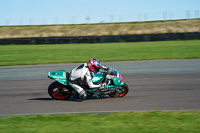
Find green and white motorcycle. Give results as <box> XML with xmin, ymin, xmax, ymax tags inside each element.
<box><xmin>47</xmin><ymin>67</ymin><xmax>129</xmax><ymax>100</ymax></box>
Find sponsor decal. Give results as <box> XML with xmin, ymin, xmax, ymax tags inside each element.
<box><xmin>63</xmin><ymin>72</ymin><xmax>66</xmax><ymax>77</ymax></box>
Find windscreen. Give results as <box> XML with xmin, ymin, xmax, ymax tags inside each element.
<box><xmin>108</xmin><ymin>67</ymin><xmax>118</xmax><ymax>77</ymax></box>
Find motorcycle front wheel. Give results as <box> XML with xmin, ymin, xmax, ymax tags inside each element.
<box><xmin>48</xmin><ymin>81</ymin><xmax>71</xmax><ymax>100</ymax></box>
<box><xmin>108</xmin><ymin>83</ymin><xmax>129</xmax><ymax>97</ymax></box>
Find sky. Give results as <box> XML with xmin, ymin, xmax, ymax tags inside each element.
<box><xmin>0</xmin><ymin>0</ymin><xmax>200</xmax><ymax>25</ymax></box>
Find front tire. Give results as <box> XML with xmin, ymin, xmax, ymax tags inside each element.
<box><xmin>48</xmin><ymin>82</ymin><xmax>71</xmax><ymax>100</ymax></box>
<box><xmin>108</xmin><ymin>83</ymin><xmax>129</xmax><ymax>97</ymax></box>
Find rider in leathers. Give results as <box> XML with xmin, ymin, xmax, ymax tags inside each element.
<box><xmin>69</xmin><ymin>58</ymin><xmax>108</xmax><ymax>100</ymax></box>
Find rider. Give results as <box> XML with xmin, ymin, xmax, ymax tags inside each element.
<box><xmin>68</xmin><ymin>58</ymin><xmax>108</xmax><ymax>100</ymax></box>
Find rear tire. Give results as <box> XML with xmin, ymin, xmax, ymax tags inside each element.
<box><xmin>108</xmin><ymin>83</ymin><xmax>129</xmax><ymax>97</ymax></box>
<box><xmin>48</xmin><ymin>82</ymin><xmax>71</xmax><ymax>100</ymax></box>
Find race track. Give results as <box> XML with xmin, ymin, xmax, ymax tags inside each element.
<box><xmin>0</xmin><ymin>59</ymin><xmax>200</xmax><ymax>116</ymax></box>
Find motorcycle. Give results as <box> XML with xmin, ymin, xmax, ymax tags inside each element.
<box><xmin>47</xmin><ymin>67</ymin><xmax>129</xmax><ymax>100</ymax></box>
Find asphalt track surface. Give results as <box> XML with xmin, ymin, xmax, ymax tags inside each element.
<box><xmin>0</xmin><ymin>59</ymin><xmax>200</xmax><ymax>116</ymax></box>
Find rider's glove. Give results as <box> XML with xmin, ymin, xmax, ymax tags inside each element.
<box><xmin>104</xmin><ymin>67</ymin><xmax>109</xmax><ymax>71</ymax></box>
<box><xmin>101</xmin><ymin>65</ymin><xmax>109</xmax><ymax>71</ymax></box>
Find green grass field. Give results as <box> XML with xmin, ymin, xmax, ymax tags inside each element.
<box><xmin>0</xmin><ymin>111</ymin><xmax>200</xmax><ymax>133</ymax></box>
<box><xmin>0</xmin><ymin>40</ymin><xmax>200</xmax><ymax>66</ymax></box>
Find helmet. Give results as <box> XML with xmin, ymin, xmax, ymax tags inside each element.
<box><xmin>87</xmin><ymin>58</ymin><xmax>101</xmax><ymax>73</ymax></box>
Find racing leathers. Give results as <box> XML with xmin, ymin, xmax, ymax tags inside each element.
<box><xmin>68</xmin><ymin>63</ymin><xmax>108</xmax><ymax>100</ymax></box>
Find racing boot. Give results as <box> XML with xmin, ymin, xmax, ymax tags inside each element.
<box><xmin>79</xmin><ymin>90</ymin><xmax>87</xmax><ymax>100</ymax></box>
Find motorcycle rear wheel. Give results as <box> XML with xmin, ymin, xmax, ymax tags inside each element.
<box><xmin>48</xmin><ymin>81</ymin><xmax>71</xmax><ymax>100</ymax></box>
<box><xmin>108</xmin><ymin>83</ymin><xmax>129</xmax><ymax>97</ymax></box>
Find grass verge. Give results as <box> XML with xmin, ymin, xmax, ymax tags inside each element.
<box><xmin>0</xmin><ymin>19</ymin><xmax>200</xmax><ymax>39</ymax></box>
<box><xmin>0</xmin><ymin>40</ymin><xmax>200</xmax><ymax>66</ymax></box>
<box><xmin>0</xmin><ymin>111</ymin><xmax>200</xmax><ymax>133</ymax></box>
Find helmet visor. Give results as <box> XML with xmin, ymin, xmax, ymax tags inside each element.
<box><xmin>93</xmin><ymin>65</ymin><xmax>100</xmax><ymax>73</ymax></box>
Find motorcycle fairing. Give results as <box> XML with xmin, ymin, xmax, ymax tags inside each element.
<box><xmin>48</xmin><ymin>67</ymin><xmax>124</xmax><ymax>88</ymax></box>
<box><xmin>92</xmin><ymin>67</ymin><xmax>124</xmax><ymax>88</ymax></box>
<box><xmin>48</xmin><ymin>70</ymin><xmax>68</xmax><ymax>85</ymax></box>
